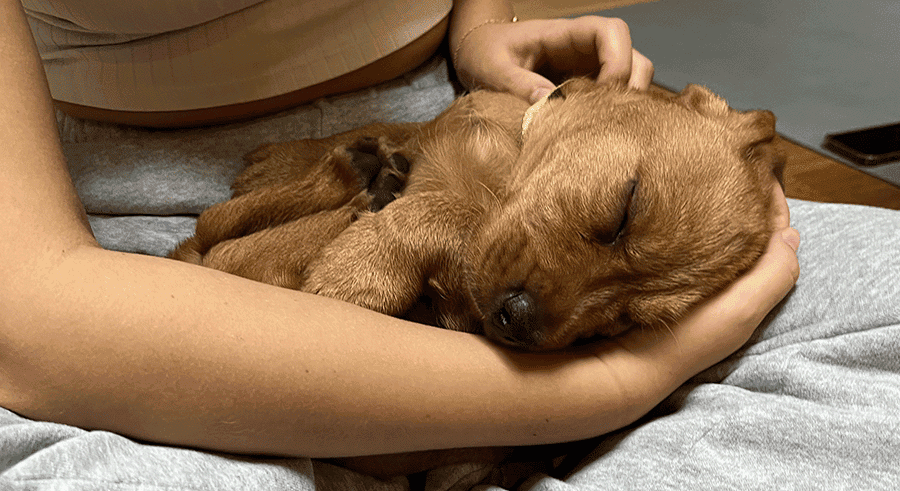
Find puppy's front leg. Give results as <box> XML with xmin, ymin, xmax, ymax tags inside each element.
<box><xmin>199</xmin><ymin>192</ymin><xmax>373</xmax><ymax>289</ymax></box>
<box><xmin>171</xmin><ymin>136</ymin><xmax>410</xmax><ymax>263</ymax></box>
<box><xmin>301</xmin><ymin>192</ymin><xmax>482</xmax><ymax>323</ymax></box>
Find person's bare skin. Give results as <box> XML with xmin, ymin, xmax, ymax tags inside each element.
<box><xmin>0</xmin><ymin>0</ymin><xmax>799</xmax><ymax>461</ymax></box>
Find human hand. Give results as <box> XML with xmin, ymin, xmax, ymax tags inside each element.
<box><xmin>474</xmin><ymin>178</ymin><xmax>798</xmax><ymax>443</ymax></box>
<box><xmin>452</xmin><ymin>16</ymin><xmax>655</xmax><ymax>104</ymax></box>
<box><xmin>609</xmin><ymin>177</ymin><xmax>798</xmax><ymax>389</ymax></box>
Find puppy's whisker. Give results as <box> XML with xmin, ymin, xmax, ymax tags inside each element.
<box><xmin>477</xmin><ymin>180</ymin><xmax>502</xmax><ymax>210</ymax></box>
<box><xmin>662</xmin><ymin>319</ymin><xmax>679</xmax><ymax>346</ymax></box>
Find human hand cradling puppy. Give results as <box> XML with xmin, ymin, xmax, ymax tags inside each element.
<box><xmin>587</xmin><ymin>177</ymin><xmax>798</xmax><ymax>428</ymax></box>
<box><xmin>487</xmin><ymin>177</ymin><xmax>798</xmax><ymax>451</ymax></box>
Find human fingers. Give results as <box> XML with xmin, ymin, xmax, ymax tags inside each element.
<box><xmin>671</xmin><ymin>178</ymin><xmax>797</xmax><ymax>356</ymax></box>
<box><xmin>501</xmin><ymin>49</ymin><xmax>649</xmax><ymax>106</ymax></box>
<box><xmin>726</xmin><ymin>226</ymin><xmax>800</xmax><ymax>318</ymax></box>
<box><xmin>582</xmin><ymin>16</ymin><xmax>635</xmax><ymax>84</ymax></box>
<box><xmin>451</xmin><ymin>21</ymin><xmax>548</xmax><ymax>97</ymax></box>
<box><xmin>509</xmin><ymin>67</ymin><xmax>557</xmax><ymax>105</ymax></box>
<box><xmin>524</xmin><ymin>16</ymin><xmax>634</xmax><ymax>84</ymax></box>
<box><xmin>627</xmin><ymin>49</ymin><xmax>654</xmax><ymax>90</ymax></box>
<box><xmin>769</xmin><ymin>177</ymin><xmax>790</xmax><ymax>231</ymax></box>
<box><xmin>613</xmin><ymin>222</ymin><xmax>800</xmax><ymax>379</ymax></box>
<box><xmin>680</xmin><ymin>226</ymin><xmax>800</xmax><ymax>355</ymax></box>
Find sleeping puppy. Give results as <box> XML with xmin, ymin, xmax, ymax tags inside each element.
<box><xmin>171</xmin><ymin>79</ymin><xmax>784</xmax><ymax>351</ymax></box>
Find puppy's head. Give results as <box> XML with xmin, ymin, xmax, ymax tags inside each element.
<box><xmin>470</xmin><ymin>79</ymin><xmax>784</xmax><ymax>350</ymax></box>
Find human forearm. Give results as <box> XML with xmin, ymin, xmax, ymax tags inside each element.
<box><xmin>3</xmin><ymin>246</ymin><xmax>675</xmax><ymax>457</ymax></box>
<box><xmin>0</xmin><ymin>0</ymin><xmax>658</xmax><ymax>458</ymax></box>
<box><xmin>5</xmin><ymin>229</ymin><xmax>799</xmax><ymax>459</ymax></box>
<box><xmin>0</xmin><ymin>0</ymin><xmax>94</xmax><ymax>252</ymax></box>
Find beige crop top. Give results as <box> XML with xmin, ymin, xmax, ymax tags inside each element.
<box><xmin>23</xmin><ymin>0</ymin><xmax>452</xmax><ymax>112</ymax></box>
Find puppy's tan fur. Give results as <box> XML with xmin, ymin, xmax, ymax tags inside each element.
<box><xmin>169</xmin><ymin>79</ymin><xmax>783</xmax><ymax>476</ymax></box>
<box><xmin>172</xmin><ymin>79</ymin><xmax>783</xmax><ymax>352</ymax></box>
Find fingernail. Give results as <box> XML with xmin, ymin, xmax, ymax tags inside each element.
<box><xmin>530</xmin><ymin>87</ymin><xmax>552</xmax><ymax>104</ymax></box>
<box><xmin>780</xmin><ymin>228</ymin><xmax>800</xmax><ymax>252</ymax></box>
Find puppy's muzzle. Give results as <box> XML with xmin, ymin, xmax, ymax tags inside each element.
<box><xmin>486</xmin><ymin>290</ymin><xmax>542</xmax><ymax>348</ymax></box>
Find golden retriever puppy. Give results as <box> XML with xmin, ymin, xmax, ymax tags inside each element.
<box><xmin>171</xmin><ymin>79</ymin><xmax>784</xmax><ymax>351</ymax></box>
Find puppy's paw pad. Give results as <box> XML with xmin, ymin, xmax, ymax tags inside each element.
<box><xmin>387</xmin><ymin>153</ymin><xmax>410</xmax><ymax>174</ymax></box>
<box><xmin>368</xmin><ymin>169</ymin><xmax>405</xmax><ymax>212</ymax></box>
<box><xmin>337</xmin><ymin>136</ymin><xmax>411</xmax><ymax>211</ymax></box>
<box><xmin>345</xmin><ymin>137</ymin><xmax>383</xmax><ymax>185</ymax></box>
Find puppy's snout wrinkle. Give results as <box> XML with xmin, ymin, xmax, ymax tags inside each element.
<box><xmin>488</xmin><ymin>290</ymin><xmax>542</xmax><ymax>348</ymax></box>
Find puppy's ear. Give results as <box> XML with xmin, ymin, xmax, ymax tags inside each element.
<box><xmin>676</xmin><ymin>84</ymin><xmax>730</xmax><ymax>118</ymax></box>
<box><xmin>736</xmin><ymin>109</ymin><xmax>786</xmax><ymax>185</ymax></box>
<box><xmin>679</xmin><ymin>84</ymin><xmax>785</xmax><ymax>185</ymax></box>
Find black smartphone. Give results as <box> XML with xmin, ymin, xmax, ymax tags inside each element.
<box><xmin>823</xmin><ymin>122</ymin><xmax>900</xmax><ymax>166</ymax></box>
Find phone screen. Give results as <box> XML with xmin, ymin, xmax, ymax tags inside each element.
<box><xmin>824</xmin><ymin>122</ymin><xmax>900</xmax><ymax>166</ymax></box>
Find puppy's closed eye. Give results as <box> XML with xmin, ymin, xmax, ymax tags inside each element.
<box><xmin>591</xmin><ymin>180</ymin><xmax>637</xmax><ymax>246</ymax></box>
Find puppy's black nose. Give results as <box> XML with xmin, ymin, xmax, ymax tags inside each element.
<box><xmin>488</xmin><ymin>291</ymin><xmax>540</xmax><ymax>348</ymax></box>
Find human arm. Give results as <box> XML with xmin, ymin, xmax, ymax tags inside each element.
<box><xmin>450</xmin><ymin>0</ymin><xmax>655</xmax><ymax>103</ymax></box>
<box><xmin>1</xmin><ymin>0</ymin><xmax>796</xmax><ymax>460</ymax></box>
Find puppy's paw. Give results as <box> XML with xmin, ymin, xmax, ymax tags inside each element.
<box><xmin>300</xmin><ymin>211</ymin><xmax>421</xmax><ymax>316</ymax></box>
<box><xmin>342</xmin><ymin>137</ymin><xmax>411</xmax><ymax>212</ymax></box>
<box><xmin>302</xmin><ymin>249</ymin><xmax>415</xmax><ymax>316</ymax></box>
<box><xmin>369</xmin><ymin>168</ymin><xmax>406</xmax><ymax>212</ymax></box>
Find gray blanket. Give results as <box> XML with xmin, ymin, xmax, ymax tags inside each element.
<box><xmin>2</xmin><ymin>58</ymin><xmax>899</xmax><ymax>490</ymax></box>
<box><xmin>65</xmin><ymin>56</ymin><xmax>457</xmax><ymax>256</ymax></box>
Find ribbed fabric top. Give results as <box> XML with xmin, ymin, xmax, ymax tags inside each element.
<box><xmin>24</xmin><ymin>0</ymin><xmax>451</xmax><ymax>111</ymax></box>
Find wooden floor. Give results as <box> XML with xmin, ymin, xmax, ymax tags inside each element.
<box><xmin>512</xmin><ymin>0</ymin><xmax>900</xmax><ymax>210</ymax></box>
